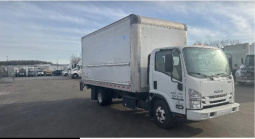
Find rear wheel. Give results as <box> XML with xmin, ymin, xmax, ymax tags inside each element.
<box><xmin>153</xmin><ymin>100</ymin><xmax>174</xmax><ymax>129</ymax></box>
<box><xmin>97</xmin><ymin>89</ymin><xmax>108</xmax><ymax>106</ymax></box>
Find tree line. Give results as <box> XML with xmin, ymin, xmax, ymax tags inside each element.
<box><xmin>0</xmin><ymin>60</ymin><xmax>53</xmax><ymax>66</ymax></box>
<box><xmin>194</xmin><ymin>39</ymin><xmax>242</xmax><ymax>48</ymax></box>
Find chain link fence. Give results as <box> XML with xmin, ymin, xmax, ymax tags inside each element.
<box><xmin>0</xmin><ymin>66</ymin><xmax>8</xmax><ymax>78</ymax></box>
<box><xmin>0</xmin><ymin>66</ymin><xmax>15</xmax><ymax>82</ymax></box>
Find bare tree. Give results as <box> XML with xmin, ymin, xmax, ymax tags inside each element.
<box><xmin>70</xmin><ymin>54</ymin><xmax>81</xmax><ymax>65</ymax></box>
<box><xmin>195</xmin><ymin>39</ymin><xmax>242</xmax><ymax>48</ymax></box>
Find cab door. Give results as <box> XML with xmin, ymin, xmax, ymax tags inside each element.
<box><xmin>150</xmin><ymin>49</ymin><xmax>186</xmax><ymax>114</ymax></box>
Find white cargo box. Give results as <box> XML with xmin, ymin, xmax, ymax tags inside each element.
<box><xmin>81</xmin><ymin>14</ymin><xmax>187</xmax><ymax>93</ymax></box>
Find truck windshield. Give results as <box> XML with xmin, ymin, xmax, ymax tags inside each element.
<box><xmin>183</xmin><ymin>47</ymin><xmax>231</xmax><ymax>77</ymax></box>
<box><xmin>245</xmin><ymin>55</ymin><xmax>254</xmax><ymax>66</ymax></box>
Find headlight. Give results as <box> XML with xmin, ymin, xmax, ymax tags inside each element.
<box><xmin>229</xmin><ymin>92</ymin><xmax>235</xmax><ymax>103</ymax></box>
<box><xmin>189</xmin><ymin>89</ymin><xmax>202</xmax><ymax>109</ymax></box>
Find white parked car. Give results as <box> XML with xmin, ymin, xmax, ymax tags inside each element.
<box><xmin>62</xmin><ymin>70</ymin><xmax>68</xmax><ymax>76</ymax></box>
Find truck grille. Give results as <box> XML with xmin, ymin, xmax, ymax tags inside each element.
<box><xmin>208</xmin><ymin>94</ymin><xmax>227</xmax><ymax>99</ymax></box>
<box><xmin>202</xmin><ymin>93</ymin><xmax>230</xmax><ymax>107</ymax></box>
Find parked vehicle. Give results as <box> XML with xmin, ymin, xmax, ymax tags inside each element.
<box><xmin>28</xmin><ymin>67</ymin><xmax>36</xmax><ymax>77</ymax></box>
<box><xmin>14</xmin><ymin>68</ymin><xmax>19</xmax><ymax>77</ymax></box>
<box><xmin>79</xmin><ymin>14</ymin><xmax>240</xmax><ymax>129</ymax></box>
<box><xmin>53</xmin><ymin>70</ymin><xmax>62</xmax><ymax>76</ymax></box>
<box><xmin>71</xmin><ymin>60</ymin><xmax>82</xmax><ymax>79</ymax></box>
<box><xmin>224</xmin><ymin>43</ymin><xmax>254</xmax><ymax>81</ymax></box>
<box><xmin>45</xmin><ymin>70</ymin><xmax>52</xmax><ymax>76</ymax></box>
<box><xmin>18</xmin><ymin>68</ymin><xmax>26</xmax><ymax>77</ymax></box>
<box><xmin>62</xmin><ymin>70</ymin><xmax>68</xmax><ymax>76</ymax></box>
<box><xmin>37</xmin><ymin>68</ymin><xmax>44</xmax><ymax>76</ymax></box>
<box><xmin>235</xmin><ymin>45</ymin><xmax>254</xmax><ymax>85</ymax></box>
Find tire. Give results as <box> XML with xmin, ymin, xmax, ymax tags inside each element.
<box><xmin>238</xmin><ymin>82</ymin><xmax>245</xmax><ymax>86</ymax></box>
<box><xmin>153</xmin><ymin>100</ymin><xmax>175</xmax><ymax>129</ymax></box>
<box><xmin>97</xmin><ymin>89</ymin><xmax>108</xmax><ymax>106</ymax></box>
<box><xmin>73</xmin><ymin>74</ymin><xmax>78</xmax><ymax>79</ymax></box>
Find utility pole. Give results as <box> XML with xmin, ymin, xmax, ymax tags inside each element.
<box><xmin>6</xmin><ymin>56</ymin><xmax>8</xmax><ymax>76</ymax></box>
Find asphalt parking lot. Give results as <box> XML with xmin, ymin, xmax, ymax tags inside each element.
<box><xmin>0</xmin><ymin>76</ymin><xmax>254</xmax><ymax>137</ymax></box>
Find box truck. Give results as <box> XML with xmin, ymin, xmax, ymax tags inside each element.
<box><xmin>71</xmin><ymin>60</ymin><xmax>82</xmax><ymax>79</ymax></box>
<box><xmin>18</xmin><ymin>68</ymin><xmax>26</xmax><ymax>77</ymax></box>
<box><xmin>232</xmin><ymin>43</ymin><xmax>254</xmax><ymax>85</ymax></box>
<box><xmin>79</xmin><ymin>14</ymin><xmax>240</xmax><ymax>129</ymax></box>
<box><xmin>28</xmin><ymin>67</ymin><xmax>36</xmax><ymax>77</ymax></box>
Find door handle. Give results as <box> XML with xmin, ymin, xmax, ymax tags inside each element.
<box><xmin>154</xmin><ymin>81</ymin><xmax>157</xmax><ymax>89</ymax></box>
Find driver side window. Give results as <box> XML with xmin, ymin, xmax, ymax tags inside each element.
<box><xmin>155</xmin><ymin>50</ymin><xmax>182</xmax><ymax>81</ymax></box>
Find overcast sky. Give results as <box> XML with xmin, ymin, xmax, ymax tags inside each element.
<box><xmin>0</xmin><ymin>1</ymin><xmax>254</xmax><ymax>64</ymax></box>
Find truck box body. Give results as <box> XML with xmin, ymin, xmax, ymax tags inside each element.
<box><xmin>81</xmin><ymin>14</ymin><xmax>187</xmax><ymax>93</ymax></box>
<box><xmin>224</xmin><ymin>43</ymin><xmax>253</xmax><ymax>68</ymax></box>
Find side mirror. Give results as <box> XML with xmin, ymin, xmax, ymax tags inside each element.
<box><xmin>165</xmin><ymin>53</ymin><xmax>173</xmax><ymax>72</ymax></box>
<box><xmin>241</xmin><ymin>58</ymin><xmax>243</xmax><ymax>64</ymax></box>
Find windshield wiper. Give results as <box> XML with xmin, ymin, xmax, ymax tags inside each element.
<box><xmin>214</xmin><ymin>73</ymin><xmax>232</xmax><ymax>79</ymax></box>
<box><xmin>188</xmin><ymin>72</ymin><xmax>214</xmax><ymax>80</ymax></box>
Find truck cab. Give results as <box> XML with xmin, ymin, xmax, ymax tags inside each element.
<box><xmin>71</xmin><ymin>60</ymin><xmax>82</xmax><ymax>79</ymax></box>
<box><xmin>235</xmin><ymin>53</ymin><xmax>254</xmax><ymax>85</ymax></box>
<box><xmin>18</xmin><ymin>69</ymin><xmax>26</xmax><ymax>77</ymax></box>
<box><xmin>147</xmin><ymin>45</ymin><xmax>239</xmax><ymax>126</ymax></box>
<box><xmin>37</xmin><ymin>68</ymin><xmax>44</xmax><ymax>76</ymax></box>
<box><xmin>28</xmin><ymin>67</ymin><xmax>36</xmax><ymax>77</ymax></box>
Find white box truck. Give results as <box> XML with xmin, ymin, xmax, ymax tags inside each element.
<box><xmin>80</xmin><ymin>14</ymin><xmax>240</xmax><ymax>129</ymax></box>
<box><xmin>230</xmin><ymin>43</ymin><xmax>254</xmax><ymax>85</ymax></box>
<box><xmin>28</xmin><ymin>67</ymin><xmax>36</xmax><ymax>77</ymax></box>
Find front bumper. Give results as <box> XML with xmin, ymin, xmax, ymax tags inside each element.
<box><xmin>187</xmin><ymin>103</ymin><xmax>240</xmax><ymax>121</ymax></box>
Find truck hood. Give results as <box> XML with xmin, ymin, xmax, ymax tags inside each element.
<box><xmin>200</xmin><ymin>78</ymin><xmax>234</xmax><ymax>97</ymax></box>
<box><xmin>186</xmin><ymin>76</ymin><xmax>234</xmax><ymax>97</ymax></box>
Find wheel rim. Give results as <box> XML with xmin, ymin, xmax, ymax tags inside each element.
<box><xmin>74</xmin><ymin>74</ymin><xmax>77</xmax><ymax>78</ymax></box>
<box><xmin>156</xmin><ymin>106</ymin><xmax>166</xmax><ymax>123</ymax></box>
<box><xmin>98</xmin><ymin>92</ymin><xmax>102</xmax><ymax>103</ymax></box>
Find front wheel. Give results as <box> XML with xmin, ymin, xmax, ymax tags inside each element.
<box><xmin>153</xmin><ymin>100</ymin><xmax>175</xmax><ymax>129</ymax></box>
<box><xmin>73</xmin><ymin>74</ymin><xmax>78</xmax><ymax>79</ymax></box>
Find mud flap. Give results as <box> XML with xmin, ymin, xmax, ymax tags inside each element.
<box><xmin>80</xmin><ymin>81</ymin><xmax>84</xmax><ymax>91</ymax></box>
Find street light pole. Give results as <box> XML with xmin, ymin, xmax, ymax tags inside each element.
<box><xmin>6</xmin><ymin>56</ymin><xmax>8</xmax><ymax>76</ymax></box>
